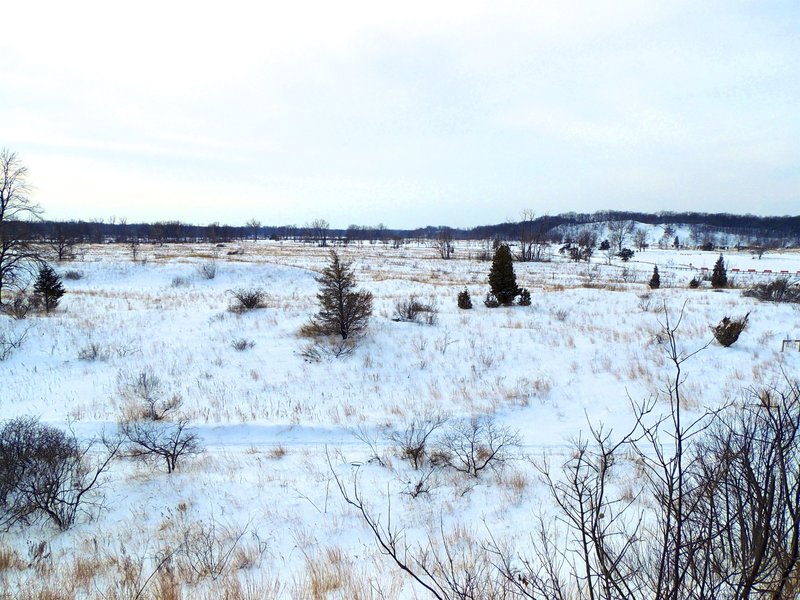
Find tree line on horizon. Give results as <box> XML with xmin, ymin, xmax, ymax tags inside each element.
<box><xmin>10</xmin><ymin>210</ymin><xmax>800</xmax><ymax>249</ymax></box>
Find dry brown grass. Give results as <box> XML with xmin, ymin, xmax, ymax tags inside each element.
<box><xmin>70</xmin><ymin>554</ymin><xmax>105</xmax><ymax>591</ymax></box>
<box><xmin>0</xmin><ymin>544</ymin><xmax>24</xmax><ymax>572</ymax></box>
<box><xmin>267</xmin><ymin>444</ymin><xmax>287</xmax><ymax>459</ymax></box>
<box><xmin>299</xmin><ymin>546</ymin><xmax>352</xmax><ymax>599</ymax></box>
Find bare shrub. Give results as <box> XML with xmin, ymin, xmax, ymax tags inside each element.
<box><xmin>330</xmin><ymin>460</ymin><xmax>509</xmax><ymax>599</ymax></box>
<box><xmin>0</xmin><ymin>323</ymin><xmax>29</xmax><ymax>361</ymax></box>
<box><xmin>387</xmin><ymin>413</ymin><xmax>448</xmax><ymax>470</ymax></box>
<box><xmin>393</xmin><ymin>295</ymin><xmax>438</xmax><ymax>325</ymax></box>
<box><xmin>78</xmin><ymin>343</ymin><xmax>107</xmax><ymax>361</ymax></box>
<box><xmin>711</xmin><ymin>313</ymin><xmax>749</xmax><ymax>347</ymax></box>
<box><xmin>0</xmin><ymin>291</ymin><xmax>39</xmax><ymax>319</ymax></box>
<box><xmin>171</xmin><ymin>275</ymin><xmax>190</xmax><ymax>288</ymax></box>
<box><xmin>178</xmin><ymin>518</ymin><xmax>248</xmax><ymax>582</ymax></box>
<box><xmin>63</xmin><ymin>270</ymin><xmax>83</xmax><ymax>281</ymax></box>
<box><xmin>350</xmin><ymin>424</ymin><xmax>387</xmax><ymax>467</ymax></box>
<box><xmin>402</xmin><ymin>467</ymin><xmax>437</xmax><ymax>498</ymax></box>
<box><xmin>0</xmin><ymin>417</ymin><xmax>118</xmax><ymax>531</ymax></box>
<box><xmin>117</xmin><ymin>369</ymin><xmax>182</xmax><ymax>421</ymax></box>
<box><xmin>638</xmin><ymin>293</ymin><xmax>653</xmax><ymax>312</ymax></box>
<box><xmin>197</xmin><ymin>262</ymin><xmax>217</xmax><ymax>280</ymax></box>
<box><xmin>620</xmin><ymin>266</ymin><xmax>638</xmax><ymax>283</ymax></box>
<box><xmin>435</xmin><ymin>416</ymin><xmax>520</xmax><ymax>477</ymax></box>
<box><xmin>227</xmin><ymin>288</ymin><xmax>266</xmax><ymax>312</ymax></box>
<box><xmin>231</xmin><ymin>338</ymin><xmax>255</xmax><ymax>351</ymax></box>
<box><xmin>743</xmin><ymin>277</ymin><xmax>800</xmax><ymax>303</ymax></box>
<box><xmin>267</xmin><ymin>444</ymin><xmax>287</xmax><ymax>459</ymax></box>
<box><xmin>120</xmin><ymin>419</ymin><xmax>203</xmax><ymax>474</ymax></box>
<box><xmin>299</xmin><ymin>338</ymin><xmax>358</xmax><ymax>362</ymax></box>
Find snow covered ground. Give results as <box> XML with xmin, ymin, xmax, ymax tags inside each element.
<box><xmin>1</xmin><ymin>240</ymin><xmax>798</xmax><ymax>598</ymax></box>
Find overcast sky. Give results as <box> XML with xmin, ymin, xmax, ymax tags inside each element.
<box><xmin>2</xmin><ymin>1</ymin><xmax>798</xmax><ymax>229</ymax></box>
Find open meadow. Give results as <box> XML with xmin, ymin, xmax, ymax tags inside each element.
<box><xmin>1</xmin><ymin>239</ymin><xmax>799</xmax><ymax>599</ymax></box>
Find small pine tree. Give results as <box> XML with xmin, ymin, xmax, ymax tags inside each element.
<box><xmin>518</xmin><ymin>288</ymin><xmax>531</xmax><ymax>306</ymax></box>
<box><xmin>457</xmin><ymin>288</ymin><xmax>473</xmax><ymax>309</ymax></box>
<box><xmin>616</xmin><ymin>248</ymin><xmax>634</xmax><ymax>262</ymax></box>
<box><xmin>649</xmin><ymin>266</ymin><xmax>660</xmax><ymax>289</ymax></box>
<box><xmin>711</xmin><ymin>254</ymin><xmax>728</xmax><ymax>288</ymax></box>
<box><xmin>487</xmin><ymin>245</ymin><xmax>520</xmax><ymax>306</ymax></box>
<box><xmin>308</xmin><ymin>250</ymin><xmax>373</xmax><ymax>339</ymax></box>
<box><xmin>33</xmin><ymin>264</ymin><xmax>65</xmax><ymax>312</ymax></box>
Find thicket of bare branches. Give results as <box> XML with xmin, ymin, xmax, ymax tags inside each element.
<box><xmin>743</xmin><ymin>278</ymin><xmax>800</xmax><ymax>304</ymax></box>
<box><xmin>334</xmin><ymin>304</ymin><xmax>800</xmax><ymax>599</ymax></box>
<box><xmin>394</xmin><ymin>295</ymin><xmax>439</xmax><ymax>326</ymax></box>
<box><xmin>0</xmin><ymin>417</ymin><xmax>118</xmax><ymax>531</ymax></box>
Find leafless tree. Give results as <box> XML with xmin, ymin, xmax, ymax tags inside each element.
<box><xmin>48</xmin><ymin>223</ymin><xmax>77</xmax><ymax>261</ymax></box>
<box><xmin>0</xmin><ymin>149</ymin><xmax>42</xmax><ymax>303</ymax></box>
<box><xmin>246</xmin><ymin>218</ymin><xmax>261</xmax><ymax>241</ymax></box>
<box><xmin>129</xmin><ymin>239</ymin><xmax>140</xmax><ymax>263</ymax></box>
<box><xmin>435</xmin><ymin>416</ymin><xmax>520</xmax><ymax>478</ymax></box>
<box><xmin>607</xmin><ymin>220</ymin><xmax>636</xmax><ymax>253</ymax></box>
<box><xmin>518</xmin><ymin>210</ymin><xmax>552</xmax><ymax>262</ymax></box>
<box><xmin>120</xmin><ymin>419</ymin><xmax>202</xmax><ymax>474</ymax></box>
<box><xmin>435</xmin><ymin>229</ymin><xmax>455</xmax><ymax>259</ymax></box>
<box><xmin>692</xmin><ymin>377</ymin><xmax>800</xmax><ymax>598</ymax></box>
<box><xmin>387</xmin><ymin>413</ymin><xmax>449</xmax><ymax>470</ymax></box>
<box><xmin>307</xmin><ymin>218</ymin><xmax>330</xmax><ymax>247</ymax></box>
<box><xmin>633</xmin><ymin>227</ymin><xmax>649</xmax><ymax>251</ymax></box>
<box><xmin>534</xmin><ymin>421</ymin><xmax>645</xmax><ymax>600</ymax></box>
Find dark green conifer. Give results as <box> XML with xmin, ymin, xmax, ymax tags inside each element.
<box><xmin>649</xmin><ymin>266</ymin><xmax>661</xmax><ymax>289</ymax></box>
<box><xmin>711</xmin><ymin>254</ymin><xmax>728</xmax><ymax>288</ymax></box>
<box><xmin>487</xmin><ymin>244</ymin><xmax>520</xmax><ymax>306</ymax></box>
<box><xmin>457</xmin><ymin>288</ymin><xmax>473</xmax><ymax>309</ymax></box>
<box><xmin>33</xmin><ymin>264</ymin><xmax>65</xmax><ymax>312</ymax></box>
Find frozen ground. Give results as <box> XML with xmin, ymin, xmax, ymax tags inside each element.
<box><xmin>0</xmin><ymin>239</ymin><xmax>798</xmax><ymax>598</ymax></box>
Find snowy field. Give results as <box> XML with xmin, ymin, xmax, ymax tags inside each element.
<box><xmin>1</xmin><ymin>239</ymin><xmax>799</xmax><ymax>598</ymax></box>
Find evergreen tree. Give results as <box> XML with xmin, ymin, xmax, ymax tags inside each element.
<box><xmin>310</xmin><ymin>250</ymin><xmax>372</xmax><ymax>339</ymax></box>
<box><xmin>518</xmin><ymin>288</ymin><xmax>531</xmax><ymax>306</ymax></box>
<box><xmin>711</xmin><ymin>254</ymin><xmax>728</xmax><ymax>288</ymax></box>
<box><xmin>33</xmin><ymin>264</ymin><xmax>65</xmax><ymax>312</ymax></box>
<box><xmin>487</xmin><ymin>244</ymin><xmax>520</xmax><ymax>306</ymax></box>
<box><xmin>616</xmin><ymin>248</ymin><xmax>635</xmax><ymax>262</ymax></box>
<box><xmin>457</xmin><ymin>288</ymin><xmax>473</xmax><ymax>309</ymax></box>
<box><xmin>649</xmin><ymin>266</ymin><xmax>661</xmax><ymax>289</ymax></box>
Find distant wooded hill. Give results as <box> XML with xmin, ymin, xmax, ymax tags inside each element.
<box><xmin>20</xmin><ymin>210</ymin><xmax>800</xmax><ymax>248</ymax></box>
